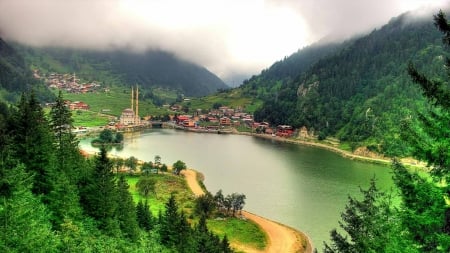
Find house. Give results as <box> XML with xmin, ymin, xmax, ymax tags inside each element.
<box><xmin>220</xmin><ymin>117</ymin><xmax>231</xmax><ymax>126</ymax></box>
<box><xmin>176</xmin><ymin>115</ymin><xmax>190</xmax><ymax>124</ymax></box>
<box><xmin>69</xmin><ymin>101</ymin><xmax>89</xmax><ymax>110</ymax></box>
<box><xmin>182</xmin><ymin>120</ymin><xmax>196</xmax><ymax>128</ymax></box>
<box><xmin>276</xmin><ymin>125</ymin><xmax>294</xmax><ymax>137</ymax></box>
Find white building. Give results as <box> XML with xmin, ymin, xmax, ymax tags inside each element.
<box><xmin>120</xmin><ymin>86</ymin><xmax>141</xmax><ymax>125</ymax></box>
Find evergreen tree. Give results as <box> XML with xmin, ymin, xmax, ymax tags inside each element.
<box><xmin>160</xmin><ymin>194</ymin><xmax>194</xmax><ymax>251</ymax></box>
<box><xmin>46</xmin><ymin>170</ymin><xmax>83</xmax><ymax>228</ymax></box>
<box><xmin>80</xmin><ymin>146</ymin><xmax>119</xmax><ymax>234</ymax></box>
<box><xmin>136</xmin><ymin>199</ymin><xmax>153</xmax><ymax>231</ymax></box>
<box><xmin>221</xmin><ymin>235</ymin><xmax>233</xmax><ymax>253</ymax></box>
<box><xmin>323</xmin><ymin>179</ymin><xmax>418</xmax><ymax>253</ymax></box>
<box><xmin>160</xmin><ymin>194</ymin><xmax>181</xmax><ymax>247</ymax></box>
<box><xmin>401</xmin><ymin>9</ymin><xmax>450</xmax><ymax>251</ymax></box>
<box><xmin>0</xmin><ymin>162</ymin><xmax>59</xmax><ymax>252</ymax></box>
<box><xmin>9</xmin><ymin>92</ymin><xmax>55</xmax><ymax>196</ymax></box>
<box><xmin>116</xmin><ymin>175</ymin><xmax>139</xmax><ymax>241</ymax></box>
<box><xmin>47</xmin><ymin>91</ymin><xmax>84</xmax><ymax>228</ymax></box>
<box><xmin>50</xmin><ymin>90</ymin><xmax>83</xmax><ymax>183</ymax></box>
<box><xmin>392</xmin><ymin>160</ymin><xmax>450</xmax><ymax>252</ymax></box>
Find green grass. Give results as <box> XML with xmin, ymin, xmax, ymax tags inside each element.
<box><xmin>338</xmin><ymin>142</ymin><xmax>352</xmax><ymax>152</ymax></box>
<box><xmin>208</xmin><ymin>217</ymin><xmax>267</xmax><ymax>250</ymax></box>
<box><xmin>126</xmin><ymin>173</ymin><xmax>195</xmax><ymax>215</ymax></box>
<box><xmin>71</xmin><ymin>110</ymin><xmax>111</xmax><ymax>127</ymax></box>
<box><xmin>125</xmin><ymin>173</ymin><xmax>267</xmax><ymax>250</ymax></box>
<box><xmin>57</xmin><ymin>85</ymin><xmax>169</xmax><ymax>119</ymax></box>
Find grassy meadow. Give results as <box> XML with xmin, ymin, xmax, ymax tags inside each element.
<box><xmin>125</xmin><ymin>173</ymin><xmax>267</xmax><ymax>250</ymax></box>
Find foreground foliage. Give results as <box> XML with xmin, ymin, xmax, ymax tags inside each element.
<box><xmin>324</xmin><ymin>10</ymin><xmax>450</xmax><ymax>253</ymax></box>
<box><xmin>0</xmin><ymin>92</ymin><xmax>234</xmax><ymax>252</ymax></box>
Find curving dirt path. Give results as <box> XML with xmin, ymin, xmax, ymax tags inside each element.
<box><xmin>181</xmin><ymin>169</ymin><xmax>312</xmax><ymax>253</ymax></box>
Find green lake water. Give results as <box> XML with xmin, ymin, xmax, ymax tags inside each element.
<box><xmin>79</xmin><ymin>128</ymin><xmax>393</xmax><ymax>249</ymax></box>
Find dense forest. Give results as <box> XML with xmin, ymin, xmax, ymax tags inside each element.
<box><xmin>247</xmin><ymin>11</ymin><xmax>446</xmax><ymax>156</ymax></box>
<box><xmin>0</xmin><ymin>91</ymin><xmax>234</xmax><ymax>252</ymax></box>
<box><xmin>322</xmin><ymin>10</ymin><xmax>450</xmax><ymax>253</ymax></box>
<box><xmin>13</xmin><ymin>45</ymin><xmax>228</xmax><ymax>97</ymax></box>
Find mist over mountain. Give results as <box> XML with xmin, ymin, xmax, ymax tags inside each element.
<box><xmin>13</xmin><ymin>45</ymin><xmax>229</xmax><ymax>97</ymax></box>
<box><xmin>243</xmin><ymin>10</ymin><xmax>445</xmax><ymax>156</ymax></box>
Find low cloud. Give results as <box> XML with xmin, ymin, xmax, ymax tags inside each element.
<box><xmin>0</xmin><ymin>0</ymin><xmax>447</xmax><ymax>83</ymax></box>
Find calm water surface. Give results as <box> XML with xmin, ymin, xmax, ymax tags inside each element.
<box><xmin>79</xmin><ymin>129</ymin><xmax>393</xmax><ymax>249</ymax></box>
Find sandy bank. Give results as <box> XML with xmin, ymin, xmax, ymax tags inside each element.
<box><xmin>180</xmin><ymin>169</ymin><xmax>313</xmax><ymax>253</ymax></box>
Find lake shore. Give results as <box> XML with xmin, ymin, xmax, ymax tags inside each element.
<box><xmin>81</xmin><ymin>147</ymin><xmax>313</xmax><ymax>253</ymax></box>
<box><xmin>181</xmin><ymin>168</ymin><xmax>313</xmax><ymax>253</ymax></box>
<box><xmin>165</xmin><ymin>125</ymin><xmax>425</xmax><ymax>168</ymax></box>
<box><xmin>233</xmin><ymin>131</ymin><xmax>427</xmax><ymax>169</ymax></box>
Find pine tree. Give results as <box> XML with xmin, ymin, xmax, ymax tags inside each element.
<box><xmin>0</xmin><ymin>162</ymin><xmax>59</xmax><ymax>252</ymax></box>
<box><xmin>80</xmin><ymin>146</ymin><xmax>119</xmax><ymax>234</ymax></box>
<box><xmin>116</xmin><ymin>175</ymin><xmax>139</xmax><ymax>241</ymax></box>
<box><xmin>323</xmin><ymin>178</ymin><xmax>417</xmax><ymax>253</ymax></box>
<box><xmin>160</xmin><ymin>194</ymin><xmax>194</xmax><ymax>251</ymax></box>
<box><xmin>401</xmin><ymin>9</ymin><xmax>450</xmax><ymax>251</ymax></box>
<box><xmin>392</xmin><ymin>160</ymin><xmax>449</xmax><ymax>252</ymax></box>
<box><xmin>221</xmin><ymin>235</ymin><xmax>233</xmax><ymax>253</ymax></box>
<box><xmin>50</xmin><ymin>90</ymin><xmax>83</xmax><ymax>183</ymax></box>
<box><xmin>47</xmin><ymin>91</ymin><xmax>85</xmax><ymax>228</ymax></box>
<box><xmin>160</xmin><ymin>194</ymin><xmax>181</xmax><ymax>247</ymax></box>
<box><xmin>9</xmin><ymin>92</ymin><xmax>55</xmax><ymax>196</ymax></box>
<box><xmin>136</xmin><ymin>200</ymin><xmax>153</xmax><ymax>231</ymax></box>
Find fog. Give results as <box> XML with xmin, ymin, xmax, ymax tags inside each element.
<box><xmin>0</xmin><ymin>0</ymin><xmax>446</xmax><ymax>83</ymax></box>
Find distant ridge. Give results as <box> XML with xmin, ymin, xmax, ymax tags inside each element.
<box><xmin>12</xmin><ymin>45</ymin><xmax>229</xmax><ymax>97</ymax></box>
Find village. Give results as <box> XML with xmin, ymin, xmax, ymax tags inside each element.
<box><xmin>33</xmin><ymin>69</ymin><xmax>105</xmax><ymax>94</ymax></box>
<box><xmin>35</xmin><ymin>70</ymin><xmax>306</xmax><ymax>139</ymax></box>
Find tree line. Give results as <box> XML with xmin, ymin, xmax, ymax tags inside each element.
<box><xmin>0</xmin><ymin>90</ymin><xmax>233</xmax><ymax>252</ymax></box>
<box><xmin>194</xmin><ymin>190</ymin><xmax>246</xmax><ymax>218</ymax></box>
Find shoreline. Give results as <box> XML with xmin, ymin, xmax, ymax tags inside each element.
<box><xmin>152</xmin><ymin>125</ymin><xmax>426</xmax><ymax>168</ymax></box>
<box><xmin>81</xmin><ymin>147</ymin><xmax>314</xmax><ymax>252</ymax></box>
<box><xmin>80</xmin><ymin>124</ymin><xmax>425</xmax><ymax>169</ymax></box>
<box><xmin>181</xmin><ymin>168</ymin><xmax>313</xmax><ymax>253</ymax></box>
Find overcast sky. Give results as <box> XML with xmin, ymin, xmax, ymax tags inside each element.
<box><xmin>0</xmin><ymin>0</ymin><xmax>447</xmax><ymax>83</ymax></box>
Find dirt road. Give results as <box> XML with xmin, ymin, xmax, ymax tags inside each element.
<box><xmin>181</xmin><ymin>169</ymin><xmax>312</xmax><ymax>253</ymax></box>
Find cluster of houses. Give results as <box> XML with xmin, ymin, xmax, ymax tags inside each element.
<box><xmin>173</xmin><ymin>105</ymin><xmax>251</xmax><ymax>128</ymax></box>
<box><xmin>172</xmin><ymin>105</ymin><xmax>297</xmax><ymax>137</ymax></box>
<box><xmin>34</xmin><ymin>70</ymin><xmax>104</xmax><ymax>93</ymax></box>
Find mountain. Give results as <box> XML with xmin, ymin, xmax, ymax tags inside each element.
<box><xmin>0</xmin><ymin>37</ymin><xmax>34</xmax><ymax>92</ymax></box>
<box><xmin>240</xmin><ymin>40</ymin><xmax>343</xmax><ymax>99</ymax></box>
<box><xmin>0</xmin><ymin>38</ymin><xmax>52</xmax><ymax>102</ymax></box>
<box><xmin>13</xmin><ymin>46</ymin><xmax>229</xmax><ymax>97</ymax></box>
<box><xmin>245</xmin><ymin>11</ymin><xmax>444</xmax><ymax>156</ymax></box>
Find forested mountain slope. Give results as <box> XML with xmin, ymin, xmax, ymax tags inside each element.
<box><xmin>13</xmin><ymin>45</ymin><xmax>228</xmax><ymax>97</ymax></box>
<box><xmin>0</xmin><ymin>37</ymin><xmax>52</xmax><ymax>102</ymax></box>
<box><xmin>240</xmin><ymin>41</ymin><xmax>342</xmax><ymax>99</ymax></box>
<box><xmin>249</xmin><ymin>12</ymin><xmax>445</xmax><ymax>156</ymax></box>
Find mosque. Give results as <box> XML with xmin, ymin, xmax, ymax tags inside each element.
<box><xmin>120</xmin><ymin>86</ymin><xmax>141</xmax><ymax>126</ymax></box>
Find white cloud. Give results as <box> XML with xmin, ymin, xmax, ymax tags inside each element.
<box><xmin>0</xmin><ymin>0</ymin><xmax>447</xmax><ymax>82</ymax></box>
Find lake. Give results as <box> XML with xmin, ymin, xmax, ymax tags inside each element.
<box><xmin>79</xmin><ymin>128</ymin><xmax>393</xmax><ymax>249</ymax></box>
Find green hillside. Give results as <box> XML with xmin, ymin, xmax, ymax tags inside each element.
<box><xmin>13</xmin><ymin>45</ymin><xmax>229</xmax><ymax>97</ymax></box>
<box><xmin>0</xmin><ymin>38</ymin><xmax>51</xmax><ymax>102</ymax></box>
<box><xmin>246</xmin><ymin>12</ymin><xmax>445</xmax><ymax>156</ymax></box>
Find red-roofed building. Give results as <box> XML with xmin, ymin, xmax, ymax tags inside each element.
<box><xmin>69</xmin><ymin>101</ymin><xmax>89</xmax><ymax>110</ymax></box>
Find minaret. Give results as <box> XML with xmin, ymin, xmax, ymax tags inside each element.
<box><xmin>135</xmin><ymin>85</ymin><xmax>139</xmax><ymax>124</ymax></box>
<box><xmin>131</xmin><ymin>86</ymin><xmax>134</xmax><ymax>113</ymax></box>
